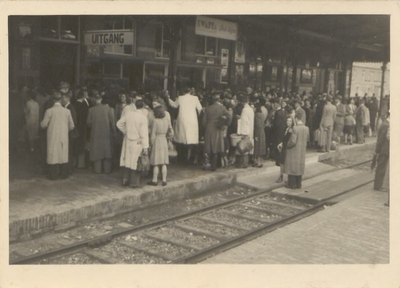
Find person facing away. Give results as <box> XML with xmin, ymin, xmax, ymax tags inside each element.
<box><xmin>86</xmin><ymin>92</ymin><xmax>116</xmax><ymax>174</ymax></box>
<box><xmin>236</xmin><ymin>94</ymin><xmax>255</xmax><ymax>168</ymax></box>
<box><xmin>40</xmin><ymin>91</ymin><xmax>74</xmax><ymax>180</ymax></box>
<box><xmin>284</xmin><ymin>114</ymin><xmax>309</xmax><ymax>189</ymax></box>
<box><xmin>333</xmin><ymin>95</ymin><xmax>346</xmax><ymax>143</ymax></box>
<box><xmin>355</xmin><ymin>99</ymin><xmax>367</xmax><ymax>144</ymax></box>
<box><xmin>62</xmin><ymin>91</ymin><xmax>79</xmax><ymax>172</ymax></box>
<box><xmin>319</xmin><ymin>95</ymin><xmax>337</xmax><ymax>152</ymax></box>
<box><xmin>24</xmin><ymin>90</ymin><xmax>40</xmax><ymax>152</ymax></box>
<box><xmin>117</xmin><ymin>99</ymin><xmax>149</xmax><ymax>188</ymax></box>
<box><xmin>148</xmin><ymin>106</ymin><xmax>173</xmax><ymax>186</ymax></box>
<box><xmin>73</xmin><ymin>89</ymin><xmax>90</xmax><ymax>168</ymax></box>
<box><xmin>202</xmin><ymin>92</ymin><xmax>232</xmax><ymax>171</ymax></box>
<box><xmin>373</xmin><ymin>111</ymin><xmax>389</xmax><ymax>191</ymax></box>
<box><xmin>167</xmin><ymin>87</ymin><xmax>202</xmax><ymax>164</ymax></box>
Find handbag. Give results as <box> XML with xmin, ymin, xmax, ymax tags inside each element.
<box><xmin>236</xmin><ymin>136</ymin><xmax>254</xmax><ymax>154</ymax></box>
<box><xmin>166</xmin><ymin>127</ymin><xmax>174</xmax><ymax>140</ymax></box>
<box><xmin>216</xmin><ymin>115</ymin><xmax>228</xmax><ymax>129</ymax></box>
<box><xmin>137</xmin><ymin>155</ymin><xmax>150</xmax><ymax>176</ymax></box>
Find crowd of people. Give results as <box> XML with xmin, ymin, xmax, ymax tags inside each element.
<box><xmin>9</xmin><ymin>81</ymin><xmax>390</xmax><ymax>189</ymax></box>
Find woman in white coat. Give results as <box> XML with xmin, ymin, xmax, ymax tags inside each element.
<box><xmin>167</xmin><ymin>88</ymin><xmax>202</xmax><ymax>164</ymax></box>
<box><xmin>236</xmin><ymin>95</ymin><xmax>254</xmax><ymax>168</ymax></box>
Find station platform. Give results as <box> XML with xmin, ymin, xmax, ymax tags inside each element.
<box><xmin>201</xmin><ymin>184</ymin><xmax>389</xmax><ymax>264</ymax></box>
<box><xmin>9</xmin><ymin>137</ymin><xmax>376</xmax><ymax>241</ymax></box>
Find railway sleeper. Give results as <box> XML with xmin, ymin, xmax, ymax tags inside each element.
<box><xmin>238</xmin><ymin>203</ymin><xmax>290</xmax><ymax>217</ymax></box>
<box><xmin>256</xmin><ymin>198</ymin><xmax>307</xmax><ymax>211</ymax></box>
<box><xmin>84</xmin><ymin>249</ymin><xmax>124</xmax><ymax>264</ymax></box>
<box><xmin>197</xmin><ymin>216</ymin><xmax>251</xmax><ymax>233</ymax></box>
<box><xmin>222</xmin><ymin>210</ymin><xmax>278</xmax><ymax>223</ymax></box>
<box><xmin>173</xmin><ymin>223</ymin><xmax>229</xmax><ymax>242</ymax></box>
<box><xmin>143</xmin><ymin>232</ymin><xmax>203</xmax><ymax>251</ymax></box>
<box><xmin>119</xmin><ymin>240</ymin><xmax>176</xmax><ymax>261</ymax></box>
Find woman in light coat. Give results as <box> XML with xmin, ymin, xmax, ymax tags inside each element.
<box><xmin>167</xmin><ymin>88</ymin><xmax>202</xmax><ymax>164</ymax></box>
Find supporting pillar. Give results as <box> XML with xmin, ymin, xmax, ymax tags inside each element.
<box><xmin>279</xmin><ymin>56</ymin><xmax>285</xmax><ymax>94</ymax></box>
<box><xmin>291</xmin><ymin>58</ymin><xmax>297</xmax><ymax>93</ymax></box>
<box><xmin>167</xmin><ymin>18</ymin><xmax>182</xmax><ymax>98</ymax></box>
<box><xmin>378</xmin><ymin>61</ymin><xmax>388</xmax><ymax>118</ymax></box>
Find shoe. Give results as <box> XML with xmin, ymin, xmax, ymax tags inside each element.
<box><xmin>276</xmin><ymin>176</ymin><xmax>283</xmax><ymax>183</ymax></box>
<box><xmin>162</xmin><ymin>181</ymin><xmax>167</xmax><ymax>186</ymax></box>
<box><xmin>147</xmin><ymin>181</ymin><xmax>158</xmax><ymax>186</ymax></box>
<box><xmin>255</xmin><ymin>164</ymin><xmax>263</xmax><ymax>168</ymax></box>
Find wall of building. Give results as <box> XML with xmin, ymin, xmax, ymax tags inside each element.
<box><xmin>350</xmin><ymin>62</ymin><xmax>390</xmax><ymax>97</ymax></box>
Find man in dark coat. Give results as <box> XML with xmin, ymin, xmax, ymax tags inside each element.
<box><xmin>87</xmin><ymin>93</ymin><xmax>116</xmax><ymax>174</ymax></box>
<box><xmin>62</xmin><ymin>92</ymin><xmax>79</xmax><ymax>173</ymax></box>
<box><xmin>374</xmin><ymin>111</ymin><xmax>389</xmax><ymax>191</ymax></box>
<box><xmin>73</xmin><ymin>90</ymin><xmax>90</xmax><ymax>168</ymax></box>
<box><xmin>367</xmin><ymin>94</ymin><xmax>379</xmax><ymax>136</ymax></box>
<box><xmin>271</xmin><ymin>99</ymin><xmax>286</xmax><ymax>164</ymax></box>
<box><xmin>284</xmin><ymin>114</ymin><xmax>309</xmax><ymax>189</ymax></box>
<box><xmin>202</xmin><ymin>93</ymin><xmax>232</xmax><ymax>171</ymax></box>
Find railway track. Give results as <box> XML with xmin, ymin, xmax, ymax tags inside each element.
<box><xmin>10</xmin><ymin>159</ymin><xmax>373</xmax><ymax>265</ymax></box>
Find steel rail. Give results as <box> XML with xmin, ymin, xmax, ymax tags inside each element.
<box><xmin>10</xmin><ymin>159</ymin><xmax>372</xmax><ymax>265</ymax></box>
<box><xmin>172</xmin><ymin>178</ymin><xmax>374</xmax><ymax>264</ymax></box>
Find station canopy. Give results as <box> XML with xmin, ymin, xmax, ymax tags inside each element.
<box><xmin>222</xmin><ymin>15</ymin><xmax>390</xmax><ymax>63</ymax></box>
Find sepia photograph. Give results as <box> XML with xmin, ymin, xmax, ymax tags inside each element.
<box><xmin>1</xmin><ymin>2</ymin><xmax>399</xmax><ymax>288</ymax></box>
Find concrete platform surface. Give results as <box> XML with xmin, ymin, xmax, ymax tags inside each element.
<box><xmin>8</xmin><ymin>137</ymin><xmax>376</xmax><ymax>239</ymax></box>
<box><xmin>201</xmin><ymin>183</ymin><xmax>389</xmax><ymax>264</ymax></box>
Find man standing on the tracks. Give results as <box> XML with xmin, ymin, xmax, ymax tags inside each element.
<box><xmin>374</xmin><ymin>111</ymin><xmax>390</xmax><ymax>193</ymax></box>
<box><xmin>319</xmin><ymin>95</ymin><xmax>336</xmax><ymax>152</ymax></box>
<box><xmin>284</xmin><ymin>113</ymin><xmax>309</xmax><ymax>189</ymax></box>
<box><xmin>40</xmin><ymin>91</ymin><xmax>75</xmax><ymax>180</ymax></box>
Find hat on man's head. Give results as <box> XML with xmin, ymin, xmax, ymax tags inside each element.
<box><xmin>326</xmin><ymin>95</ymin><xmax>332</xmax><ymax>102</ymax></box>
<box><xmin>52</xmin><ymin>91</ymin><xmax>62</xmax><ymax>100</ymax></box>
<box><xmin>211</xmin><ymin>92</ymin><xmax>221</xmax><ymax>101</ymax></box>
<box><xmin>59</xmin><ymin>81</ymin><xmax>70</xmax><ymax>90</ymax></box>
<box><xmin>93</xmin><ymin>92</ymin><xmax>102</xmax><ymax>100</ymax></box>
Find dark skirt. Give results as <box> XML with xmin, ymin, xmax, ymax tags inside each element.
<box><xmin>343</xmin><ymin>125</ymin><xmax>355</xmax><ymax>135</ymax></box>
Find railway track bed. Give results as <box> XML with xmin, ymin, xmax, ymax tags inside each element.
<box><xmin>10</xmin><ymin>157</ymin><xmax>374</xmax><ymax>265</ymax></box>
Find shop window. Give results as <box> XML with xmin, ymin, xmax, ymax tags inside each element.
<box><xmin>155</xmin><ymin>23</ymin><xmax>171</xmax><ymax>58</ymax></box>
<box><xmin>60</xmin><ymin>16</ymin><xmax>78</xmax><ymax>40</ymax></box>
<box><xmin>41</xmin><ymin>16</ymin><xmax>79</xmax><ymax>41</ymax></box>
<box><xmin>41</xmin><ymin>16</ymin><xmax>58</xmax><ymax>39</ymax></box>
<box><xmin>104</xmin><ymin>61</ymin><xmax>120</xmax><ymax>76</ymax></box>
<box><xmin>196</xmin><ymin>35</ymin><xmax>217</xmax><ymax>56</ymax></box>
<box><xmin>249</xmin><ymin>39</ymin><xmax>264</xmax><ymax>62</ymax></box>
<box><xmin>144</xmin><ymin>64</ymin><xmax>165</xmax><ymax>90</ymax></box>
<box><xmin>21</xmin><ymin>47</ymin><xmax>31</xmax><ymax>70</ymax></box>
<box><xmin>87</xmin><ymin>62</ymin><xmax>103</xmax><ymax>76</ymax></box>
<box><xmin>19</xmin><ymin>22</ymin><xmax>32</xmax><ymax>39</ymax></box>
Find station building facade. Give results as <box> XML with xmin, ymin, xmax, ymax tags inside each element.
<box><xmin>9</xmin><ymin>15</ymin><xmax>387</xmax><ymax>97</ymax></box>
<box><xmin>350</xmin><ymin>62</ymin><xmax>390</xmax><ymax>97</ymax></box>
